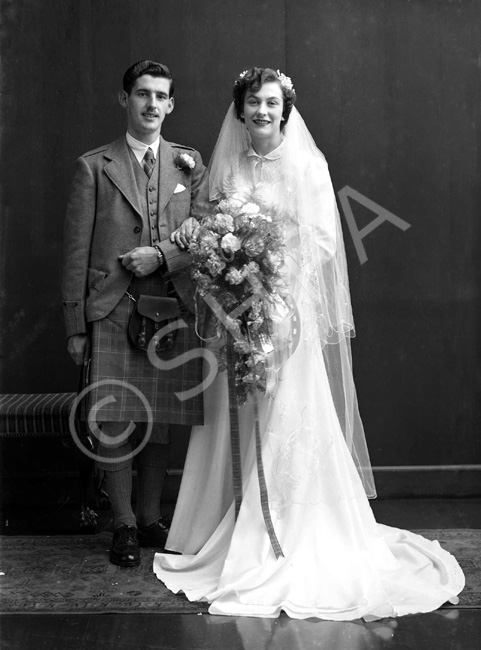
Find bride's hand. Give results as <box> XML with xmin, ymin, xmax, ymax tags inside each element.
<box><xmin>170</xmin><ymin>217</ymin><xmax>199</xmax><ymax>250</ymax></box>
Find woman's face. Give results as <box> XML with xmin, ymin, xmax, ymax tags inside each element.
<box><xmin>242</xmin><ymin>81</ymin><xmax>284</xmax><ymax>142</ymax></box>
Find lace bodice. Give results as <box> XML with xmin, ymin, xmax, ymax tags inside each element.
<box><xmin>222</xmin><ymin>149</ymin><xmax>295</xmax><ymax>216</ymax></box>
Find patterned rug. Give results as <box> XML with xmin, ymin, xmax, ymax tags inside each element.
<box><xmin>0</xmin><ymin>532</ymin><xmax>208</xmax><ymax>615</ymax></box>
<box><xmin>0</xmin><ymin>529</ymin><xmax>479</xmax><ymax>614</ymax></box>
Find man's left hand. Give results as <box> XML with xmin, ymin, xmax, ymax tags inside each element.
<box><xmin>119</xmin><ymin>247</ymin><xmax>161</xmax><ymax>277</ymax></box>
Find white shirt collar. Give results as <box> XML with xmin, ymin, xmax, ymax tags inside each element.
<box><xmin>125</xmin><ymin>132</ymin><xmax>160</xmax><ymax>164</ymax></box>
<box><xmin>247</xmin><ymin>138</ymin><xmax>284</xmax><ymax>161</ymax></box>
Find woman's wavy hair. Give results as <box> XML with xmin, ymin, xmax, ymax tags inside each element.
<box><xmin>232</xmin><ymin>67</ymin><xmax>296</xmax><ymax>128</ymax></box>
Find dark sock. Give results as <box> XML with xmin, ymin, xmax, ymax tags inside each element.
<box><xmin>135</xmin><ymin>443</ymin><xmax>170</xmax><ymax>527</ymax></box>
<box><xmin>105</xmin><ymin>466</ymin><xmax>136</xmax><ymax>528</ymax></box>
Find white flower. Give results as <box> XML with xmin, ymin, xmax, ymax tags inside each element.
<box><xmin>228</xmin><ymin>198</ymin><xmax>244</xmax><ymax>211</ymax></box>
<box><xmin>231</xmin><ymin>188</ymin><xmax>251</xmax><ymax>202</ymax></box>
<box><xmin>220</xmin><ymin>233</ymin><xmax>242</xmax><ymax>253</ymax></box>
<box><xmin>214</xmin><ymin>214</ymin><xmax>235</xmax><ymax>234</ymax></box>
<box><xmin>177</xmin><ymin>153</ymin><xmax>196</xmax><ymax>170</ymax></box>
<box><xmin>218</xmin><ymin>198</ymin><xmax>240</xmax><ymax>214</ymax></box>
<box><xmin>218</xmin><ymin>197</ymin><xmax>244</xmax><ymax>214</ymax></box>
<box><xmin>265</xmin><ymin>250</ymin><xmax>282</xmax><ymax>270</ymax></box>
<box><xmin>205</xmin><ymin>255</ymin><xmax>226</xmax><ymax>276</ymax></box>
<box><xmin>276</xmin><ymin>70</ymin><xmax>294</xmax><ymax>92</ymax></box>
<box><xmin>240</xmin><ymin>202</ymin><xmax>260</xmax><ymax>216</ymax></box>
<box><xmin>245</xmin><ymin>261</ymin><xmax>260</xmax><ymax>274</ymax></box>
<box><xmin>225</xmin><ymin>268</ymin><xmax>244</xmax><ymax>285</ymax></box>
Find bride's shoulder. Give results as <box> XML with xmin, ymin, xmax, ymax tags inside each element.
<box><xmin>284</xmin><ymin>150</ymin><xmax>328</xmax><ymax>186</ymax></box>
<box><xmin>284</xmin><ymin>143</ymin><xmax>322</xmax><ymax>165</ymax></box>
<box><xmin>223</xmin><ymin>150</ymin><xmax>248</xmax><ymax>173</ymax></box>
<box><xmin>295</xmin><ymin>150</ymin><xmax>327</xmax><ymax>171</ymax></box>
<box><xmin>225</xmin><ymin>151</ymin><xmax>251</xmax><ymax>181</ymax></box>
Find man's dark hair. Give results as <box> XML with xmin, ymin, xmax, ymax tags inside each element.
<box><xmin>123</xmin><ymin>60</ymin><xmax>174</xmax><ymax>97</ymax></box>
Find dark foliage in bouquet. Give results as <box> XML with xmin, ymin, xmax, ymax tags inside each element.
<box><xmin>190</xmin><ymin>193</ymin><xmax>289</xmax><ymax>404</ymax></box>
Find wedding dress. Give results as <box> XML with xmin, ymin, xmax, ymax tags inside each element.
<box><xmin>153</xmin><ymin>105</ymin><xmax>464</xmax><ymax>620</ymax></box>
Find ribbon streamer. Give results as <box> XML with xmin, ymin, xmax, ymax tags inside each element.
<box><xmin>226</xmin><ymin>335</ymin><xmax>243</xmax><ymax>519</ymax></box>
<box><xmin>246</xmin><ymin>326</ymin><xmax>284</xmax><ymax>559</ymax></box>
<box><xmin>226</xmin><ymin>331</ymin><xmax>284</xmax><ymax>559</ymax></box>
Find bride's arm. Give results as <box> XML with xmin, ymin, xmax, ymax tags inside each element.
<box><xmin>297</xmin><ymin>157</ymin><xmax>338</xmax><ymax>264</ymax></box>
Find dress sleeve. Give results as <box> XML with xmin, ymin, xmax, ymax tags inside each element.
<box><xmin>297</xmin><ymin>156</ymin><xmax>337</xmax><ymax>264</ymax></box>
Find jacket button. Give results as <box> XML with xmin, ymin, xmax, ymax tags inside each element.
<box><xmin>134</xmin><ymin>226</ymin><xmax>141</xmax><ymax>233</ymax></box>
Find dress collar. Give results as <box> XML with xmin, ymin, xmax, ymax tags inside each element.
<box><xmin>246</xmin><ymin>138</ymin><xmax>285</xmax><ymax>161</ymax></box>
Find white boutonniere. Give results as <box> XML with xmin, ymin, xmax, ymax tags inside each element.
<box><xmin>174</xmin><ymin>152</ymin><xmax>196</xmax><ymax>171</ymax></box>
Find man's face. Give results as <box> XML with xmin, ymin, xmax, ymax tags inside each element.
<box><xmin>119</xmin><ymin>75</ymin><xmax>174</xmax><ymax>143</ymax></box>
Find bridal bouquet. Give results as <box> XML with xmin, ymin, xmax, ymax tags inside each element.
<box><xmin>189</xmin><ymin>192</ymin><xmax>289</xmax><ymax>404</ymax></box>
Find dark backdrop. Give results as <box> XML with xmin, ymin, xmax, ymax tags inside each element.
<box><xmin>1</xmin><ymin>0</ymin><xmax>480</xmax><ymax>470</ymax></box>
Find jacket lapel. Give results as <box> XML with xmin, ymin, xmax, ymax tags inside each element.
<box><xmin>103</xmin><ymin>136</ymin><xmax>142</xmax><ymax>218</ymax></box>
<box><xmin>157</xmin><ymin>137</ymin><xmax>182</xmax><ymax>216</ymax></box>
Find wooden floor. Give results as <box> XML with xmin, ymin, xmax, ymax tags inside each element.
<box><xmin>1</xmin><ymin>498</ymin><xmax>480</xmax><ymax>649</ymax></box>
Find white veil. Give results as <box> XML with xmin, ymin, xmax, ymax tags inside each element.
<box><xmin>206</xmin><ymin>102</ymin><xmax>376</xmax><ymax>498</ymax></box>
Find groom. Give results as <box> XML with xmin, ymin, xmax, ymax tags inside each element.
<box><xmin>62</xmin><ymin>60</ymin><xmax>205</xmax><ymax>567</ymax></box>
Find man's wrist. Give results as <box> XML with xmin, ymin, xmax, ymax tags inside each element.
<box><xmin>153</xmin><ymin>245</ymin><xmax>164</xmax><ymax>267</ymax></box>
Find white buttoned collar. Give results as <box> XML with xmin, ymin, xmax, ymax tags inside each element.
<box><xmin>246</xmin><ymin>138</ymin><xmax>285</xmax><ymax>162</ymax></box>
<box><xmin>126</xmin><ymin>132</ymin><xmax>160</xmax><ymax>165</ymax></box>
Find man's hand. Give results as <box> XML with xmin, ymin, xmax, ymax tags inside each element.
<box><xmin>119</xmin><ymin>246</ymin><xmax>161</xmax><ymax>277</ymax></box>
<box><xmin>170</xmin><ymin>217</ymin><xmax>199</xmax><ymax>250</ymax></box>
<box><xmin>68</xmin><ymin>333</ymin><xmax>91</xmax><ymax>366</ymax></box>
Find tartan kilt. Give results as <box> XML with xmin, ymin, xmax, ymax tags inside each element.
<box><xmin>87</xmin><ymin>274</ymin><xmax>204</xmax><ymax>426</ymax></box>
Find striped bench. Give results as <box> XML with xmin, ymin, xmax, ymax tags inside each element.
<box><xmin>0</xmin><ymin>392</ymin><xmax>98</xmax><ymax>527</ymax></box>
<box><xmin>0</xmin><ymin>393</ymin><xmax>77</xmax><ymax>437</ymax></box>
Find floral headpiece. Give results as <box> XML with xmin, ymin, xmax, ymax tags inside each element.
<box><xmin>276</xmin><ymin>70</ymin><xmax>294</xmax><ymax>92</ymax></box>
<box><xmin>236</xmin><ymin>68</ymin><xmax>295</xmax><ymax>93</ymax></box>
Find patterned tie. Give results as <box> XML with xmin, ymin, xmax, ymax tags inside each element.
<box><xmin>143</xmin><ymin>147</ymin><xmax>155</xmax><ymax>178</ymax></box>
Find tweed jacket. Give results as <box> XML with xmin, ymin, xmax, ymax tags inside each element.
<box><xmin>62</xmin><ymin>135</ymin><xmax>206</xmax><ymax>338</ymax></box>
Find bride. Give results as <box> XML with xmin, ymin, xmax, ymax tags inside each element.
<box><xmin>153</xmin><ymin>67</ymin><xmax>464</xmax><ymax>620</ymax></box>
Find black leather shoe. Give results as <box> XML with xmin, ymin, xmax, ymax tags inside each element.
<box><xmin>110</xmin><ymin>524</ymin><xmax>141</xmax><ymax>568</ymax></box>
<box><xmin>137</xmin><ymin>518</ymin><xmax>170</xmax><ymax>549</ymax></box>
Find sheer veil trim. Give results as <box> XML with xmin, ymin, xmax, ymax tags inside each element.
<box><xmin>206</xmin><ymin>103</ymin><xmax>376</xmax><ymax>498</ymax></box>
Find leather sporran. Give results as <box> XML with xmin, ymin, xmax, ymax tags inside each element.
<box><xmin>128</xmin><ymin>295</ymin><xmax>180</xmax><ymax>353</ymax></box>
